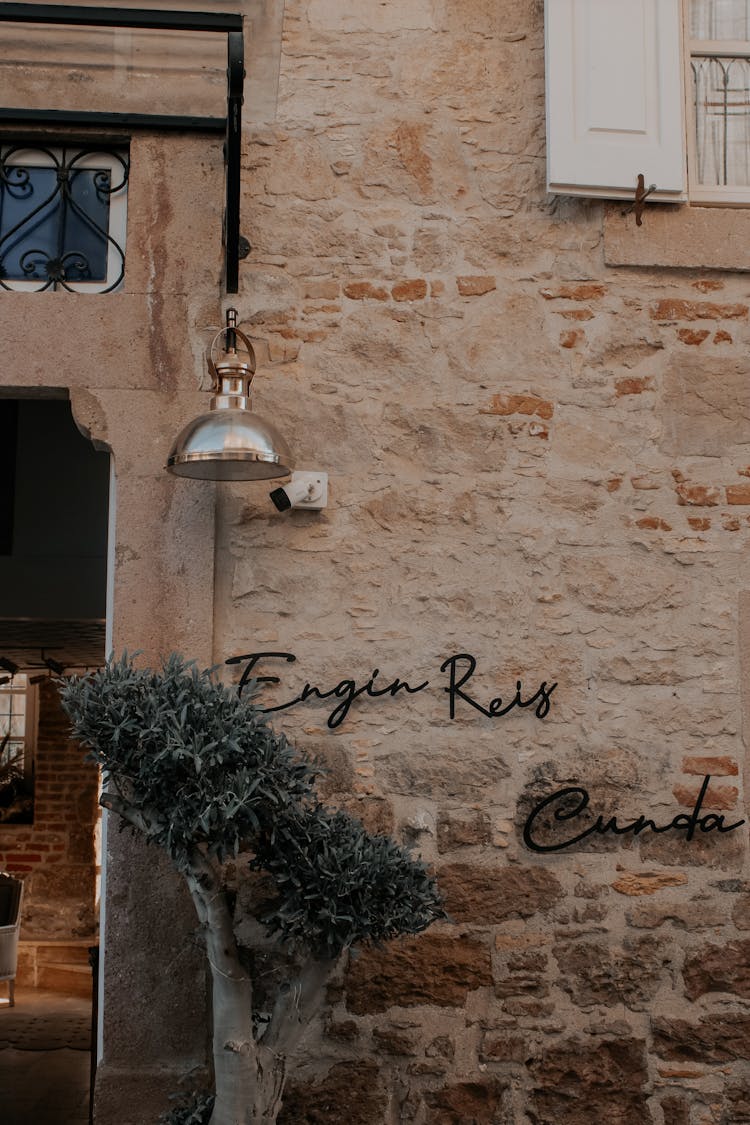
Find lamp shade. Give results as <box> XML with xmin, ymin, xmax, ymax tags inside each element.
<box><xmin>166</xmin><ymin>309</ymin><xmax>293</xmax><ymax>481</ymax></box>
<box><xmin>167</xmin><ymin>407</ymin><xmax>293</xmax><ymax>480</ymax></box>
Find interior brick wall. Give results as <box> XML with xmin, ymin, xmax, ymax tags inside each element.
<box><xmin>0</xmin><ymin>678</ymin><xmax>98</xmax><ymax>939</ymax></box>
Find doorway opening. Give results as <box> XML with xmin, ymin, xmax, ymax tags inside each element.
<box><xmin>0</xmin><ymin>393</ymin><xmax>110</xmax><ymax>1125</ymax></box>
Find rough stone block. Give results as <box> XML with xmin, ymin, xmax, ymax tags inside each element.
<box><xmin>278</xmin><ymin>1061</ymin><xmax>385</xmax><ymax>1125</ymax></box>
<box><xmin>661</xmin><ymin>357</ymin><xmax>750</xmax><ymax>456</ymax></box>
<box><xmin>683</xmin><ymin>939</ymin><xmax>750</xmax><ymax>1001</ymax></box>
<box><xmin>650</xmin><ymin>299</ymin><xmax>748</xmax><ymax>322</ymax></box>
<box><xmin>437</xmin><ymin>810</ymin><xmax>491</xmax><ymax>852</ymax></box>
<box><xmin>423</xmin><ymin>1078</ymin><xmax>508</xmax><ymax>1124</ymax></box>
<box><xmin>528</xmin><ymin>1038</ymin><xmax>650</xmax><ymax>1125</ymax></box>
<box><xmin>611</xmin><ymin>871</ymin><xmax>688</xmax><ymax>896</ymax></box>
<box><xmin>345</xmin><ymin>932</ymin><xmax>491</xmax><ymax>1013</ymax></box>
<box><xmin>552</xmin><ymin>938</ymin><xmax>666</xmax><ymax>1010</ymax></box>
<box><xmin>439</xmin><ymin>863</ymin><xmax>563</xmax><ymax>924</ymax></box>
<box><xmin>653</xmin><ymin>1015</ymin><xmax>750</xmax><ymax>1063</ymax></box>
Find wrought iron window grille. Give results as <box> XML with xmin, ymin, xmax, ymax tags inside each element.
<box><xmin>0</xmin><ymin>143</ymin><xmax>129</xmax><ymax>292</ymax></box>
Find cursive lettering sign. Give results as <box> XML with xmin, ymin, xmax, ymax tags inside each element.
<box><xmin>523</xmin><ymin>775</ymin><xmax>746</xmax><ymax>853</ymax></box>
<box><xmin>225</xmin><ymin>650</ymin><xmax>557</xmax><ymax>730</ymax></box>
<box><xmin>440</xmin><ymin>653</ymin><xmax>555</xmax><ymax>720</ymax></box>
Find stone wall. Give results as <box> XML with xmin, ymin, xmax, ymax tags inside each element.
<box><xmin>0</xmin><ymin>679</ymin><xmax>98</xmax><ymax>940</ymax></box>
<box><xmin>211</xmin><ymin>0</ymin><xmax>750</xmax><ymax>1121</ymax></box>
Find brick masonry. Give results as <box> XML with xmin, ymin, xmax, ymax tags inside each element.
<box><xmin>0</xmin><ymin>680</ymin><xmax>98</xmax><ymax>940</ymax></box>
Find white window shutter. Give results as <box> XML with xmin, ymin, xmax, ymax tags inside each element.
<box><xmin>545</xmin><ymin>0</ymin><xmax>687</xmax><ymax>200</ymax></box>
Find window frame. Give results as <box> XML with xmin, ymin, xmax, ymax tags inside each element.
<box><xmin>0</xmin><ymin>142</ymin><xmax>129</xmax><ymax>292</ymax></box>
<box><xmin>686</xmin><ymin>3</ymin><xmax>750</xmax><ymax>204</ymax></box>
<box><xmin>0</xmin><ymin>675</ymin><xmax>38</xmax><ymax>824</ymax></box>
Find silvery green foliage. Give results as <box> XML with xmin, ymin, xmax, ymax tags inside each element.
<box><xmin>59</xmin><ymin>653</ymin><xmax>317</xmax><ymax>870</ymax></box>
<box><xmin>58</xmin><ymin>653</ymin><xmax>443</xmax><ymax>952</ymax></box>
<box><xmin>255</xmin><ymin>806</ymin><xmax>444</xmax><ymax>957</ymax></box>
<box><xmin>158</xmin><ymin>1090</ymin><xmax>214</xmax><ymax>1125</ymax></box>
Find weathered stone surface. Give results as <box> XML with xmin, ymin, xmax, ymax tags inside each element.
<box><xmin>262</xmin><ymin>135</ymin><xmax>337</xmax><ymax>202</ymax></box>
<box><xmin>439</xmin><ymin>863</ymin><xmax>563</xmax><ymax>923</ymax></box>
<box><xmin>727</xmin><ymin>483</ymin><xmax>750</xmax><ymax>504</ymax></box>
<box><xmin>437</xmin><ymin>810</ymin><xmax>491</xmax><ymax>852</ymax></box>
<box><xmin>677</xmin><ymin>327</ymin><xmax>710</xmax><ymax>345</ymax></box>
<box><xmin>481</xmin><ymin>1033</ymin><xmax>528</xmax><ymax>1063</ymax></box>
<box><xmin>337</xmin><ymin>795</ymin><xmax>395</xmax><ymax>836</ymax></box>
<box><xmin>653</xmin><ymin>1015</ymin><xmax>750</xmax><ymax>1063</ymax></box>
<box><xmin>650</xmin><ymin>299</ymin><xmax>748</xmax><ymax>322</ymax></box>
<box><xmin>423</xmin><ymin>1078</ymin><xmax>508</xmax><ymax>1124</ymax></box>
<box><xmin>626</xmin><ymin>900</ymin><xmax>717</xmax><ymax>931</ymax></box>
<box><xmin>528</xmin><ymin>1038</ymin><xmax>650</xmax><ymax>1124</ymax></box>
<box><xmin>308</xmin><ymin>0</ymin><xmax>435</xmax><ymax>33</ymax></box>
<box><xmin>343</xmin><ymin>280</ymin><xmax>389</xmax><ymax>301</ymax></box>
<box><xmin>427</xmin><ymin>1035</ymin><xmax>455</xmax><ymax>1059</ymax></box>
<box><xmin>278</xmin><ymin>1061</ymin><xmax>385</xmax><ymax>1125</ymax></box>
<box><xmin>372</xmin><ymin>1025</ymin><xmax>416</xmax><ymax>1055</ymax></box>
<box><xmin>344</xmin><ymin>932</ymin><xmax>491</xmax><ymax>1013</ymax></box>
<box><xmin>682</xmin><ymin>755</ymin><xmax>738</xmax><ymax>776</ymax></box>
<box><xmin>683</xmin><ymin>939</ymin><xmax>750</xmax><ymax>1001</ymax></box>
<box><xmin>541</xmin><ymin>283</ymin><xmax>606</xmax><ymax>301</ymax></box>
<box><xmin>457</xmin><ymin>275</ymin><xmax>497</xmax><ymax>296</ymax></box>
<box><xmin>553</xmin><ymin>938</ymin><xmax>667</xmax><ymax>1009</ymax></box>
<box><xmin>660</xmin><ymin>1096</ymin><xmax>690</xmax><ymax>1125</ymax></box>
<box><xmin>611</xmin><ymin>871</ymin><xmax>688</xmax><ymax>896</ymax></box>
<box><xmin>480</xmin><ymin>393</ymin><xmax>554</xmax><ymax>419</ymax></box>
<box><xmin>326</xmin><ymin>1019</ymin><xmax>359</xmax><ymax>1041</ymax></box>
<box><xmin>661</xmin><ymin>356</ymin><xmax>750</xmax><ymax>456</ymax></box>
<box><xmin>673</xmin><ymin>781</ymin><xmax>738</xmax><ymax>810</ymax></box>
<box><xmin>639</xmin><ymin>826</ymin><xmax>746</xmax><ymax>869</ymax></box>
<box><xmin>675</xmin><ymin>482</ymin><xmax>722</xmax><ymax>506</ymax></box>
<box><xmin>616</xmin><ymin>375</ymin><xmax>655</xmax><ymax>396</ymax></box>
<box><xmin>734</xmin><ymin>896</ymin><xmax>750</xmax><ymax>930</ymax></box>
<box><xmin>605</xmin><ymin>203</ymin><xmax>750</xmax><ymax>269</ymax></box>
<box><xmin>381</xmin><ymin>750</ymin><xmax>511</xmax><ymax>802</ymax></box>
<box><xmin>391</xmin><ymin>278</ymin><xmax>428</xmax><ymax>302</ymax></box>
<box><xmin>562</xmin><ymin>554</ymin><xmax>684</xmax><ymax>614</ymax></box>
<box><xmin>723</xmin><ymin>1079</ymin><xmax>750</xmax><ymax>1123</ymax></box>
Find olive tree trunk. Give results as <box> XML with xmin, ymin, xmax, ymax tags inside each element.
<box><xmin>103</xmin><ymin>794</ymin><xmax>333</xmax><ymax>1125</ymax></box>
<box><xmin>186</xmin><ymin>853</ymin><xmax>285</xmax><ymax>1125</ymax></box>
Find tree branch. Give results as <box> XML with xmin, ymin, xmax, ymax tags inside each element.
<box><xmin>100</xmin><ymin>791</ymin><xmax>165</xmax><ymax>839</ymax></box>
<box><xmin>262</xmin><ymin>954</ymin><xmax>336</xmax><ymax>1054</ymax></box>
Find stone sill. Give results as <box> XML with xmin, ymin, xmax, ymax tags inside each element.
<box><xmin>604</xmin><ymin>203</ymin><xmax>750</xmax><ymax>272</ymax></box>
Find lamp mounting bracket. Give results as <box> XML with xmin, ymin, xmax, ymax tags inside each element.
<box><xmin>0</xmin><ymin>4</ymin><xmax>247</xmax><ymax>292</ymax></box>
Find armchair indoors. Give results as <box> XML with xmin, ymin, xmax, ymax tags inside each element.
<box><xmin>0</xmin><ymin>872</ymin><xmax>23</xmax><ymax>1006</ymax></box>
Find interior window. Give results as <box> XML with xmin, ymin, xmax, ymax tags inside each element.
<box><xmin>690</xmin><ymin>0</ymin><xmax>750</xmax><ymax>198</ymax></box>
<box><xmin>0</xmin><ymin>674</ymin><xmax>35</xmax><ymax>825</ymax></box>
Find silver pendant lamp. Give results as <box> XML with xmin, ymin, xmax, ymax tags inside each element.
<box><xmin>166</xmin><ymin>309</ymin><xmax>293</xmax><ymax>480</ymax></box>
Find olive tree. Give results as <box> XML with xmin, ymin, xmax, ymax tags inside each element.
<box><xmin>59</xmin><ymin>654</ymin><xmax>443</xmax><ymax>1125</ymax></box>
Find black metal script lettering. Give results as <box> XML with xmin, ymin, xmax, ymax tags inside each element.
<box><xmin>523</xmin><ymin>775</ymin><xmax>746</xmax><ymax>853</ymax></box>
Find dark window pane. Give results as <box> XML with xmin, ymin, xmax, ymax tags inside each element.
<box><xmin>0</xmin><ymin>164</ymin><xmax>110</xmax><ymax>282</ymax></box>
